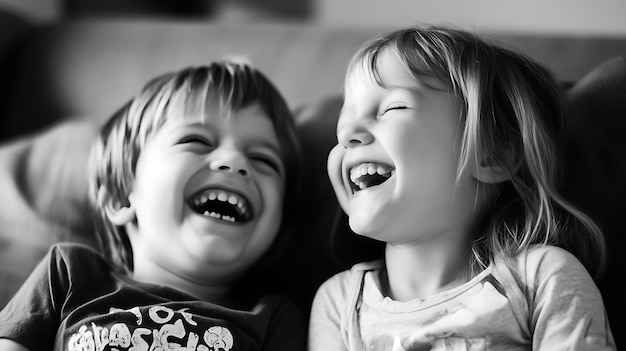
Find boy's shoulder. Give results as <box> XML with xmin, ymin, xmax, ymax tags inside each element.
<box><xmin>46</xmin><ymin>242</ymin><xmax>116</xmax><ymax>275</ymax></box>
<box><xmin>51</xmin><ymin>241</ymin><xmax>99</xmax><ymax>252</ymax></box>
<box><xmin>49</xmin><ymin>242</ymin><xmax>105</xmax><ymax>260</ymax></box>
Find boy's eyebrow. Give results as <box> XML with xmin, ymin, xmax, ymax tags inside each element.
<box><xmin>252</xmin><ymin>139</ymin><xmax>283</xmax><ymax>157</ymax></box>
<box><xmin>185</xmin><ymin>121</ymin><xmax>215</xmax><ymax>129</ymax></box>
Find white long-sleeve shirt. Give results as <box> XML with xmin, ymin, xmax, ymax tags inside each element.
<box><xmin>309</xmin><ymin>245</ymin><xmax>615</xmax><ymax>350</ymax></box>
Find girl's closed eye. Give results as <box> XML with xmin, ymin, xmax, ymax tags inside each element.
<box><xmin>380</xmin><ymin>104</ymin><xmax>409</xmax><ymax>117</ymax></box>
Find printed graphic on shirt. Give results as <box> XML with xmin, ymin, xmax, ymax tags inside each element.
<box><xmin>358</xmin><ymin>278</ymin><xmax>513</xmax><ymax>350</ymax></box>
<box><xmin>365</xmin><ymin>332</ymin><xmax>486</xmax><ymax>351</ymax></box>
<box><xmin>67</xmin><ymin>305</ymin><xmax>234</xmax><ymax>351</ymax></box>
<box><xmin>398</xmin><ymin>335</ymin><xmax>486</xmax><ymax>350</ymax></box>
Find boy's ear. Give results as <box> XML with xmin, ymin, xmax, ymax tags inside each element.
<box><xmin>472</xmin><ymin>153</ymin><xmax>521</xmax><ymax>184</ymax></box>
<box><xmin>98</xmin><ymin>187</ymin><xmax>136</xmax><ymax>225</ymax></box>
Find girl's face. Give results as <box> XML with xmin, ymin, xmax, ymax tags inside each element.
<box><xmin>123</xmin><ymin>101</ymin><xmax>285</xmax><ymax>286</ymax></box>
<box><xmin>328</xmin><ymin>50</ymin><xmax>482</xmax><ymax>246</ymax></box>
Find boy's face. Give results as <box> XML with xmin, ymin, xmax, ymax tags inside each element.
<box><xmin>123</xmin><ymin>101</ymin><xmax>285</xmax><ymax>285</ymax></box>
<box><xmin>328</xmin><ymin>50</ymin><xmax>482</xmax><ymax>246</ymax></box>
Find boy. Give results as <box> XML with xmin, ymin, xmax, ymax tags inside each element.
<box><xmin>0</xmin><ymin>60</ymin><xmax>304</xmax><ymax>350</ymax></box>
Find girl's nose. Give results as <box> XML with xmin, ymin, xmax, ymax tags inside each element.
<box><xmin>337</xmin><ymin>122</ymin><xmax>374</xmax><ymax>148</ymax></box>
<box><xmin>210</xmin><ymin>149</ymin><xmax>250</xmax><ymax>177</ymax></box>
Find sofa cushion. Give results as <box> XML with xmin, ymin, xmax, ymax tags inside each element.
<box><xmin>561</xmin><ymin>56</ymin><xmax>626</xmax><ymax>345</ymax></box>
<box><xmin>0</xmin><ymin>120</ymin><xmax>98</xmax><ymax>305</ymax></box>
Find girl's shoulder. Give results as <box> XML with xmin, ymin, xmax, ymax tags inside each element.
<box><xmin>322</xmin><ymin>260</ymin><xmax>383</xmax><ymax>287</ymax></box>
<box><xmin>503</xmin><ymin>244</ymin><xmax>585</xmax><ymax>274</ymax></box>
<box><xmin>494</xmin><ymin>244</ymin><xmax>594</xmax><ymax>294</ymax></box>
<box><xmin>314</xmin><ymin>260</ymin><xmax>383</xmax><ymax>304</ymax></box>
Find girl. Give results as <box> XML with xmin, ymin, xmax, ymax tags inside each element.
<box><xmin>0</xmin><ymin>61</ymin><xmax>305</xmax><ymax>350</ymax></box>
<box><xmin>309</xmin><ymin>25</ymin><xmax>615</xmax><ymax>350</ymax></box>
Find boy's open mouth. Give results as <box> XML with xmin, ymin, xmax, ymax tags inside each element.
<box><xmin>348</xmin><ymin>162</ymin><xmax>395</xmax><ymax>193</ymax></box>
<box><xmin>188</xmin><ymin>188</ymin><xmax>253</xmax><ymax>223</ymax></box>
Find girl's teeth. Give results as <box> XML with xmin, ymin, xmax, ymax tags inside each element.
<box><xmin>350</xmin><ymin>162</ymin><xmax>394</xmax><ymax>182</ymax></box>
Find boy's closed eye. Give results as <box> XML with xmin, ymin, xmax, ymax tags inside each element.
<box><xmin>177</xmin><ymin>135</ymin><xmax>215</xmax><ymax>149</ymax></box>
<box><xmin>176</xmin><ymin>134</ymin><xmax>283</xmax><ymax>175</ymax></box>
<box><xmin>249</xmin><ymin>152</ymin><xmax>283</xmax><ymax>175</ymax></box>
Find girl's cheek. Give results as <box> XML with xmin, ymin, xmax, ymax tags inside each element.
<box><xmin>327</xmin><ymin>144</ymin><xmax>351</xmax><ymax>212</ymax></box>
<box><xmin>327</xmin><ymin>144</ymin><xmax>346</xmax><ymax>182</ymax></box>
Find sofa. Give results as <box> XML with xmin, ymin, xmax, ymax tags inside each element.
<box><xmin>0</xmin><ymin>15</ymin><xmax>624</xmax><ymax>346</ymax></box>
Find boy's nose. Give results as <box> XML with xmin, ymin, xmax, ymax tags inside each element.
<box><xmin>215</xmin><ymin>164</ymin><xmax>249</xmax><ymax>177</ymax></box>
<box><xmin>210</xmin><ymin>150</ymin><xmax>250</xmax><ymax>177</ymax></box>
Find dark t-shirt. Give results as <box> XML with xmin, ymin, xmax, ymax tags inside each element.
<box><xmin>0</xmin><ymin>243</ymin><xmax>304</xmax><ymax>350</ymax></box>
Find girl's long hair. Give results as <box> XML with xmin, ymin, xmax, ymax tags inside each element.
<box><xmin>347</xmin><ymin>25</ymin><xmax>606</xmax><ymax>278</ymax></box>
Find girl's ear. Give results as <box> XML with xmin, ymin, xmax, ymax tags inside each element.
<box><xmin>472</xmin><ymin>154</ymin><xmax>521</xmax><ymax>184</ymax></box>
<box><xmin>98</xmin><ymin>187</ymin><xmax>136</xmax><ymax>225</ymax></box>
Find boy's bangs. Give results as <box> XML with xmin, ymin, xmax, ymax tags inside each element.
<box><xmin>178</xmin><ymin>75</ymin><xmax>210</xmax><ymax>121</ymax></box>
<box><xmin>160</xmin><ymin>73</ymin><xmax>254</xmax><ymax>125</ymax></box>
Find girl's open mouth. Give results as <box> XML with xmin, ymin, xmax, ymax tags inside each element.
<box><xmin>348</xmin><ymin>162</ymin><xmax>395</xmax><ymax>194</ymax></box>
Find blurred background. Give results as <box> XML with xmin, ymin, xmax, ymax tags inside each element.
<box><xmin>1</xmin><ymin>0</ymin><xmax>626</xmax><ymax>36</ymax></box>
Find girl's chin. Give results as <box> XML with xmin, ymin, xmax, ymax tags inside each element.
<box><xmin>347</xmin><ymin>206</ymin><xmax>389</xmax><ymax>237</ymax></box>
<box><xmin>347</xmin><ymin>183</ymin><xmax>394</xmax><ymax>213</ymax></box>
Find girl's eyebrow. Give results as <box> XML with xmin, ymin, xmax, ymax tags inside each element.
<box><xmin>386</xmin><ymin>85</ymin><xmax>423</xmax><ymax>93</ymax></box>
<box><xmin>383</xmin><ymin>80</ymin><xmax>447</xmax><ymax>93</ymax></box>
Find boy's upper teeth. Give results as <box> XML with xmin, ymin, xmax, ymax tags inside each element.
<box><xmin>349</xmin><ymin>162</ymin><xmax>394</xmax><ymax>183</ymax></box>
<box><xmin>189</xmin><ymin>188</ymin><xmax>252</xmax><ymax>222</ymax></box>
<box><xmin>193</xmin><ymin>190</ymin><xmax>246</xmax><ymax>210</ymax></box>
